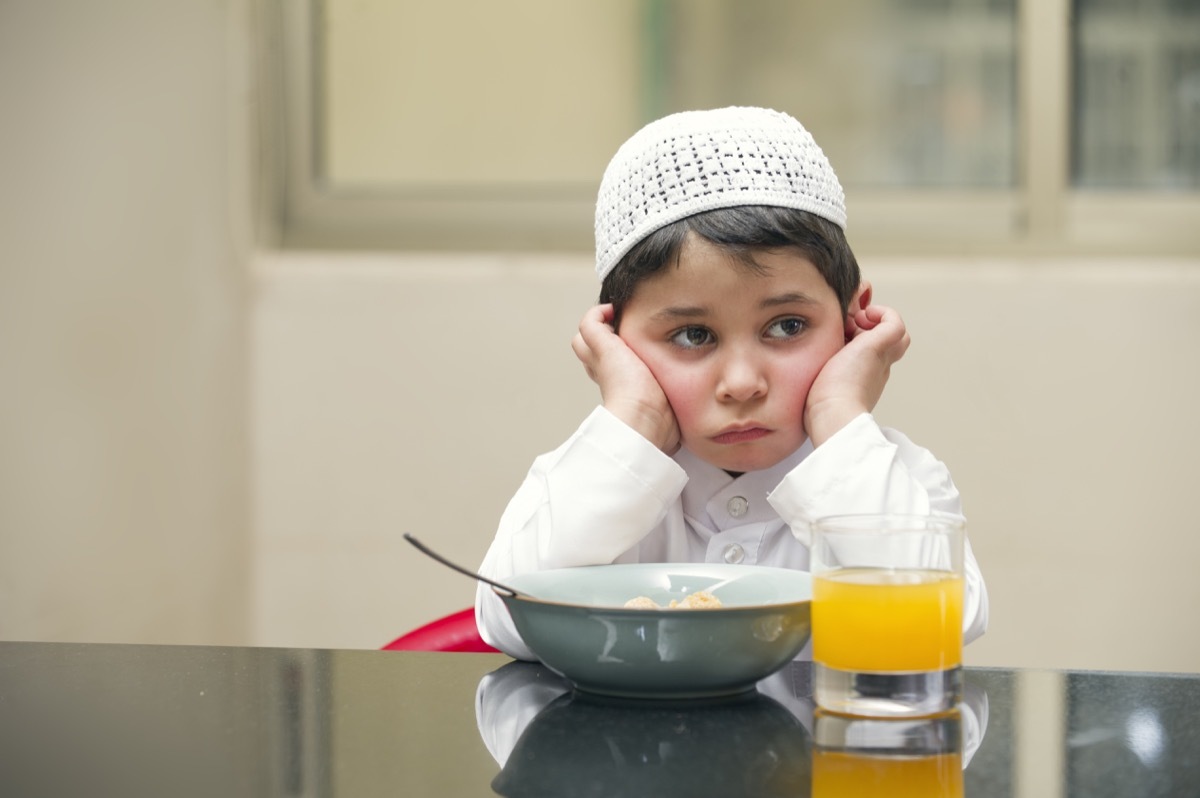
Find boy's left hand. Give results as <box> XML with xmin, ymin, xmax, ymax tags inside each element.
<box><xmin>803</xmin><ymin>302</ymin><xmax>910</xmax><ymax>447</ymax></box>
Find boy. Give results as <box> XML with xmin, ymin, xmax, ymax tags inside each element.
<box><xmin>475</xmin><ymin>107</ymin><xmax>988</xmax><ymax>659</ymax></box>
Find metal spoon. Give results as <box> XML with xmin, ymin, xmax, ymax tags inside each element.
<box><xmin>403</xmin><ymin>533</ymin><xmax>525</xmax><ymax>598</ymax></box>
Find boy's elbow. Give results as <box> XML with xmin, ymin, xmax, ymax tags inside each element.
<box><xmin>475</xmin><ymin>591</ymin><xmax>537</xmax><ymax>661</ymax></box>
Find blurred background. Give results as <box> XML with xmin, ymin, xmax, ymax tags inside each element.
<box><xmin>1</xmin><ymin>0</ymin><xmax>1198</xmax><ymax>672</ymax></box>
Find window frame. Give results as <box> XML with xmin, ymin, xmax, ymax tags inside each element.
<box><xmin>271</xmin><ymin>0</ymin><xmax>1200</xmax><ymax>257</ymax></box>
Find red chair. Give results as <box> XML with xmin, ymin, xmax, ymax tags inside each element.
<box><xmin>382</xmin><ymin>607</ymin><xmax>499</xmax><ymax>653</ymax></box>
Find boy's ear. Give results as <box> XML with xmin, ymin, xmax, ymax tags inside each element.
<box><xmin>844</xmin><ymin>281</ymin><xmax>873</xmax><ymax>343</ymax></box>
<box><xmin>851</xmin><ymin>280</ymin><xmax>873</xmax><ymax>312</ymax></box>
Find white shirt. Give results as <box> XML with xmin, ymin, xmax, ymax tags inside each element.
<box><xmin>476</xmin><ymin>406</ymin><xmax>989</xmax><ymax>660</ymax></box>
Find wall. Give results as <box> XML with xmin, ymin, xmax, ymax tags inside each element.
<box><xmin>252</xmin><ymin>251</ymin><xmax>1200</xmax><ymax>674</ymax></box>
<box><xmin>0</xmin><ymin>1</ymin><xmax>253</xmax><ymax>645</ymax></box>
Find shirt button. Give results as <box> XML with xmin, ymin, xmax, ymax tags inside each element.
<box><xmin>723</xmin><ymin>543</ymin><xmax>745</xmax><ymax>564</ymax></box>
<box><xmin>727</xmin><ymin>496</ymin><xmax>749</xmax><ymax>518</ymax></box>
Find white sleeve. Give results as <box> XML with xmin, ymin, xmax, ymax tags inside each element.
<box><xmin>766</xmin><ymin>413</ymin><xmax>989</xmax><ymax>644</ymax></box>
<box><xmin>475</xmin><ymin>406</ymin><xmax>689</xmax><ymax>659</ymax></box>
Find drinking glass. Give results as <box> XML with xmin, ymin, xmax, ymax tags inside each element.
<box><xmin>811</xmin><ymin>513</ymin><xmax>965</xmax><ymax>717</ymax></box>
<box><xmin>812</xmin><ymin>709</ymin><xmax>963</xmax><ymax>797</ymax></box>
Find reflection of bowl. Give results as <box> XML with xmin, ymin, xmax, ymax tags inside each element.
<box><xmin>491</xmin><ymin>688</ymin><xmax>812</xmax><ymax>798</ymax></box>
<box><xmin>498</xmin><ymin>563</ymin><xmax>812</xmax><ymax>699</ymax></box>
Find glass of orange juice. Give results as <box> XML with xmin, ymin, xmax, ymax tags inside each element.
<box><xmin>812</xmin><ymin>709</ymin><xmax>963</xmax><ymax>798</ymax></box>
<box><xmin>811</xmin><ymin>513</ymin><xmax>965</xmax><ymax>717</ymax></box>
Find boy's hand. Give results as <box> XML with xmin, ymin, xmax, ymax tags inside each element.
<box><xmin>804</xmin><ymin>302</ymin><xmax>910</xmax><ymax>447</ymax></box>
<box><xmin>572</xmin><ymin>304</ymin><xmax>681</xmax><ymax>454</ymax></box>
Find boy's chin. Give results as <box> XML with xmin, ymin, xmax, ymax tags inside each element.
<box><xmin>694</xmin><ymin>448</ymin><xmax>791</xmax><ymax>476</ymax></box>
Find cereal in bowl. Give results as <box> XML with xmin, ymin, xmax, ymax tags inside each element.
<box><xmin>623</xmin><ymin>590</ymin><xmax>723</xmax><ymax>609</ymax></box>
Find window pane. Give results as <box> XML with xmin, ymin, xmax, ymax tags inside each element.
<box><xmin>317</xmin><ymin>0</ymin><xmax>1017</xmax><ymax>194</ymax></box>
<box><xmin>1072</xmin><ymin>0</ymin><xmax>1200</xmax><ymax>189</ymax></box>
<box><xmin>655</xmin><ymin>0</ymin><xmax>1018</xmax><ymax>188</ymax></box>
<box><xmin>319</xmin><ymin>0</ymin><xmax>643</xmax><ymax>190</ymax></box>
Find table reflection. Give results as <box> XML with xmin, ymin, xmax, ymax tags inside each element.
<box><xmin>476</xmin><ymin>661</ymin><xmax>988</xmax><ymax>798</ymax></box>
<box><xmin>4</xmin><ymin>643</ymin><xmax>1198</xmax><ymax>797</ymax></box>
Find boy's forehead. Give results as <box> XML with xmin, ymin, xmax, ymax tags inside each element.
<box><xmin>677</xmin><ymin>236</ymin><xmax>820</xmax><ymax>277</ymax></box>
<box><xmin>646</xmin><ymin>240</ymin><xmax>839</xmax><ymax>302</ymax></box>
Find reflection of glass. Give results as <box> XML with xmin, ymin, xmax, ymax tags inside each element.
<box><xmin>813</xmin><ymin>710</ymin><xmax>963</xmax><ymax>797</ymax></box>
<box><xmin>486</xmin><ymin>666</ymin><xmax>812</xmax><ymax>797</ymax></box>
<box><xmin>811</xmin><ymin>514</ymin><xmax>965</xmax><ymax>718</ymax></box>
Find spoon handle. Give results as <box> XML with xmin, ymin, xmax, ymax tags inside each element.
<box><xmin>403</xmin><ymin>533</ymin><xmax>520</xmax><ymax>597</ymax></box>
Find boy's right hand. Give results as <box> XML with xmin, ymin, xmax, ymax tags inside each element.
<box><xmin>571</xmin><ymin>304</ymin><xmax>681</xmax><ymax>455</ymax></box>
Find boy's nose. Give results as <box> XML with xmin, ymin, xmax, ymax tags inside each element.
<box><xmin>717</xmin><ymin>356</ymin><xmax>768</xmax><ymax>403</ymax></box>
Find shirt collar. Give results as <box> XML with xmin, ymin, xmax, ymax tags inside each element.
<box><xmin>675</xmin><ymin>440</ymin><xmax>814</xmax><ymax>532</ymax></box>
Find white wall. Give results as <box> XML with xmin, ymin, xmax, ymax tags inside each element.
<box><xmin>252</xmin><ymin>252</ymin><xmax>1200</xmax><ymax>674</ymax></box>
<box><xmin>0</xmin><ymin>1</ymin><xmax>253</xmax><ymax>645</ymax></box>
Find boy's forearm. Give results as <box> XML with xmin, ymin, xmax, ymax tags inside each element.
<box><xmin>480</xmin><ymin>406</ymin><xmax>687</xmax><ymax>573</ymax></box>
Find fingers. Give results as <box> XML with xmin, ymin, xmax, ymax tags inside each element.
<box><xmin>581</xmin><ymin>302</ymin><xmax>615</xmax><ymax>327</ymax></box>
<box><xmin>577</xmin><ymin>303</ymin><xmax>617</xmax><ymax>347</ymax></box>
<box><xmin>848</xmin><ymin>304</ymin><xmax>904</xmax><ymax>340</ymax></box>
<box><xmin>570</xmin><ymin>332</ymin><xmax>597</xmax><ymax>381</ymax></box>
<box><xmin>575</xmin><ymin>303</ymin><xmax>611</xmax><ymax>348</ymax></box>
<box><xmin>573</xmin><ymin>305</ymin><xmax>681</xmax><ymax>453</ymax></box>
<box><xmin>574</xmin><ymin>304</ymin><xmax>619</xmax><ymax>383</ymax></box>
<box><xmin>851</xmin><ymin>303</ymin><xmax>894</xmax><ymax>331</ymax></box>
<box><xmin>845</xmin><ymin>303</ymin><xmax>910</xmax><ymax>367</ymax></box>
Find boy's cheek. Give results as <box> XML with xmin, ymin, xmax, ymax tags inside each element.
<box><xmin>620</xmin><ymin>335</ymin><xmax>657</xmax><ymax>374</ymax></box>
<box><xmin>618</xmin><ymin>328</ymin><xmax>654</xmax><ymax>358</ymax></box>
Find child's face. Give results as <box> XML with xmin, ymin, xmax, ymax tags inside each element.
<box><xmin>618</xmin><ymin>234</ymin><xmax>848</xmax><ymax>473</ymax></box>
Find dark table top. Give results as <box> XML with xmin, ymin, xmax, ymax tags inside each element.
<box><xmin>0</xmin><ymin>641</ymin><xmax>1197</xmax><ymax>797</ymax></box>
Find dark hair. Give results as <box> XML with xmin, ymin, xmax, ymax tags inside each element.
<box><xmin>599</xmin><ymin>206</ymin><xmax>860</xmax><ymax>328</ymax></box>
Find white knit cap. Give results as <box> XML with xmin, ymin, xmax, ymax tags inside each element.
<box><xmin>594</xmin><ymin>106</ymin><xmax>847</xmax><ymax>282</ymax></box>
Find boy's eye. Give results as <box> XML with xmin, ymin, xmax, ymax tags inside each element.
<box><xmin>765</xmin><ymin>317</ymin><xmax>807</xmax><ymax>339</ymax></box>
<box><xmin>670</xmin><ymin>326</ymin><xmax>714</xmax><ymax>349</ymax></box>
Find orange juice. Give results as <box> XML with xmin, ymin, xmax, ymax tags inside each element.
<box><xmin>813</xmin><ymin>568</ymin><xmax>963</xmax><ymax>672</ymax></box>
<box><xmin>813</xmin><ymin>750</ymin><xmax>963</xmax><ymax>798</ymax></box>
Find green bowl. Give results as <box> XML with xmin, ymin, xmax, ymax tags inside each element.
<box><xmin>499</xmin><ymin>563</ymin><xmax>812</xmax><ymax>699</ymax></box>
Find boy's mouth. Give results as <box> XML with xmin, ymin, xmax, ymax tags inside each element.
<box><xmin>711</xmin><ymin>426</ymin><xmax>771</xmax><ymax>445</ymax></box>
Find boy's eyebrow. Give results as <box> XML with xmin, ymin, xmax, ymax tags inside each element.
<box><xmin>650</xmin><ymin>292</ymin><xmax>822</xmax><ymax>322</ymax></box>
<box><xmin>762</xmin><ymin>291</ymin><xmax>822</xmax><ymax>307</ymax></box>
<box><xmin>650</xmin><ymin>304</ymin><xmax>710</xmax><ymax>322</ymax></box>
